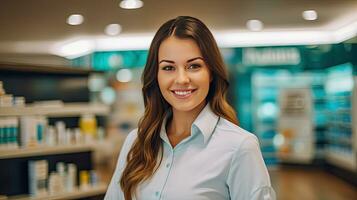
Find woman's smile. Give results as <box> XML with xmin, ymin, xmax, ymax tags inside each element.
<box><xmin>171</xmin><ymin>89</ymin><xmax>197</xmax><ymax>99</ymax></box>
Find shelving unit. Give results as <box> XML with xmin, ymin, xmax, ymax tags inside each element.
<box><xmin>310</xmin><ymin>72</ymin><xmax>327</xmax><ymax>161</ymax></box>
<box><xmin>252</xmin><ymin>69</ymin><xmax>329</xmax><ymax>166</ymax></box>
<box><xmin>0</xmin><ymin>62</ymin><xmax>109</xmax><ymax>199</ymax></box>
<box><xmin>0</xmin><ymin>103</ymin><xmax>109</xmax><ymax>117</ymax></box>
<box><xmin>252</xmin><ymin>70</ymin><xmax>281</xmax><ymax>167</ymax></box>
<box><xmin>0</xmin><ymin>144</ymin><xmax>95</xmax><ymax>159</ymax></box>
<box><xmin>0</xmin><ymin>62</ymin><xmax>103</xmax><ymax>75</ymax></box>
<box><xmin>324</xmin><ymin>63</ymin><xmax>356</xmax><ymax>172</ymax></box>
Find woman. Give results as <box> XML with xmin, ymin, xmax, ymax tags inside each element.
<box><xmin>105</xmin><ymin>16</ymin><xmax>275</xmax><ymax>200</ymax></box>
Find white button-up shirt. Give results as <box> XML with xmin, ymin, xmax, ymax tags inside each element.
<box><xmin>105</xmin><ymin>104</ymin><xmax>276</xmax><ymax>200</ymax></box>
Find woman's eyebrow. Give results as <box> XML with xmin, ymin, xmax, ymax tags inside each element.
<box><xmin>159</xmin><ymin>59</ymin><xmax>175</xmax><ymax>64</ymax></box>
<box><xmin>159</xmin><ymin>57</ymin><xmax>204</xmax><ymax>64</ymax></box>
<box><xmin>187</xmin><ymin>57</ymin><xmax>204</xmax><ymax>63</ymax></box>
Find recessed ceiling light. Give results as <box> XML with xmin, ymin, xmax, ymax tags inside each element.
<box><xmin>119</xmin><ymin>0</ymin><xmax>143</xmax><ymax>9</ymax></box>
<box><xmin>105</xmin><ymin>24</ymin><xmax>122</xmax><ymax>36</ymax></box>
<box><xmin>246</xmin><ymin>19</ymin><xmax>264</xmax><ymax>31</ymax></box>
<box><xmin>302</xmin><ymin>10</ymin><xmax>318</xmax><ymax>21</ymax></box>
<box><xmin>55</xmin><ymin>39</ymin><xmax>94</xmax><ymax>59</ymax></box>
<box><xmin>55</xmin><ymin>19</ymin><xmax>357</xmax><ymax>58</ymax></box>
<box><xmin>67</xmin><ymin>14</ymin><xmax>84</xmax><ymax>25</ymax></box>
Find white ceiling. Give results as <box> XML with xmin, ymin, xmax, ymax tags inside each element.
<box><xmin>0</xmin><ymin>0</ymin><xmax>356</xmax><ymax>59</ymax></box>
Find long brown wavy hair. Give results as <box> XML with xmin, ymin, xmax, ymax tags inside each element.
<box><xmin>120</xmin><ymin>16</ymin><xmax>238</xmax><ymax>200</ymax></box>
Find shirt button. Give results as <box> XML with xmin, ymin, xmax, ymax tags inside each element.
<box><xmin>166</xmin><ymin>163</ymin><xmax>170</xmax><ymax>168</ymax></box>
<box><xmin>264</xmin><ymin>193</ymin><xmax>270</xmax><ymax>199</ymax></box>
<box><xmin>155</xmin><ymin>191</ymin><xmax>160</xmax><ymax>196</ymax></box>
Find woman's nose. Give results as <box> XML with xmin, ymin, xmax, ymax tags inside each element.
<box><xmin>175</xmin><ymin>69</ymin><xmax>190</xmax><ymax>84</ymax></box>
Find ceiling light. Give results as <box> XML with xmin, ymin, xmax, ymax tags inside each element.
<box><xmin>95</xmin><ymin>33</ymin><xmax>153</xmax><ymax>51</ymax></box>
<box><xmin>119</xmin><ymin>0</ymin><xmax>144</xmax><ymax>9</ymax></box>
<box><xmin>54</xmin><ymin>19</ymin><xmax>357</xmax><ymax>58</ymax></box>
<box><xmin>246</xmin><ymin>19</ymin><xmax>264</xmax><ymax>31</ymax></box>
<box><xmin>105</xmin><ymin>24</ymin><xmax>122</xmax><ymax>36</ymax></box>
<box><xmin>302</xmin><ymin>10</ymin><xmax>318</xmax><ymax>21</ymax></box>
<box><xmin>67</xmin><ymin>14</ymin><xmax>84</xmax><ymax>25</ymax></box>
<box><xmin>216</xmin><ymin>31</ymin><xmax>331</xmax><ymax>47</ymax></box>
<box><xmin>54</xmin><ymin>39</ymin><xmax>94</xmax><ymax>59</ymax></box>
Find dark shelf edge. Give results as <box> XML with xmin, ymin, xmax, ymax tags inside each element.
<box><xmin>0</xmin><ymin>62</ymin><xmax>104</xmax><ymax>75</ymax></box>
<box><xmin>325</xmin><ymin>162</ymin><xmax>357</xmax><ymax>186</ymax></box>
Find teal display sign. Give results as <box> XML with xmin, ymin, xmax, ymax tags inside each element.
<box><xmin>71</xmin><ymin>50</ymin><xmax>148</xmax><ymax>71</ymax></box>
<box><xmin>242</xmin><ymin>47</ymin><xmax>301</xmax><ymax>66</ymax></box>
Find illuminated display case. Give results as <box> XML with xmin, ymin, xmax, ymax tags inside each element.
<box><xmin>252</xmin><ymin>69</ymin><xmax>285</xmax><ymax>167</ymax></box>
<box><xmin>252</xmin><ymin>69</ymin><xmax>329</xmax><ymax>166</ymax></box>
<box><xmin>324</xmin><ymin>63</ymin><xmax>356</xmax><ymax>172</ymax></box>
<box><xmin>310</xmin><ymin>72</ymin><xmax>327</xmax><ymax>160</ymax></box>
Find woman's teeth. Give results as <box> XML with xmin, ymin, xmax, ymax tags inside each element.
<box><xmin>174</xmin><ymin>90</ymin><xmax>193</xmax><ymax>95</ymax></box>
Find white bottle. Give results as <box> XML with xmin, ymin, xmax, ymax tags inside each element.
<box><xmin>48</xmin><ymin>172</ymin><xmax>61</xmax><ymax>195</ymax></box>
<box><xmin>66</xmin><ymin>163</ymin><xmax>77</xmax><ymax>191</ymax></box>
<box><xmin>55</xmin><ymin>121</ymin><xmax>66</xmax><ymax>145</ymax></box>
<box><xmin>46</xmin><ymin>126</ymin><xmax>56</xmax><ymax>146</ymax></box>
<box><xmin>56</xmin><ymin>162</ymin><xmax>66</xmax><ymax>192</ymax></box>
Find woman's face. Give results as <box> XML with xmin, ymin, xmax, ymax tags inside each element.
<box><xmin>157</xmin><ymin>36</ymin><xmax>211</xmax><ymax>112</ymax></box>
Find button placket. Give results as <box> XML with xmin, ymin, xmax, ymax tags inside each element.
<box><xmin>166</xmin><ymin>150</ymin><xmax>173</xmax><ymax>169</ymax></box>
<box><xmin>158</xmin><ymin>149</ymin><xmax>175</xmax><ymax>200</ymax></box>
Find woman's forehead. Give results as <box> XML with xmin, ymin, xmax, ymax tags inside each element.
<box><xmin>158</xmin><ymin>36</ymin><xmax>203</xmax><ymax>62</ymax></box>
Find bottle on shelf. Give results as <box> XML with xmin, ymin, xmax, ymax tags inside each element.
<box><xmin>79</xmin><ymin>114</ymin><xmax>97</xmax><ymax>142</ymax></box>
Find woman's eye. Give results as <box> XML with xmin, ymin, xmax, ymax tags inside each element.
<box><xmin>188</xmin><ymin>64</ymin><xmax>201</xmax><ymax>70</ymax></box>
<box><xmin>162</xmin><ymin>66</ymin><xmax>175</xmax><ymax>71</ymax></box>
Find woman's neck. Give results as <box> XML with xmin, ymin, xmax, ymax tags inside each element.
<box><xmin>166</xmin><ymin>101</ymin><xmax>206</xmax><ymax>147</ymax></box>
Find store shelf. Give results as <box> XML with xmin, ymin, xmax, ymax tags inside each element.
<box><xmin>0</xmin><ymin>103</ymin><xmax>109</xmax><ymax>117</ymax></box>
<box><xmin>326</xmin><ymin>136</ymin><xmax>352</xmax><ymax>145</ymax></box>
<box><xmin>0</xmin><ymin>144</ymin><xmax>95</xmax><ymax>159</ymax></box>
<box><xmin>278</xmin><ymin>153</ymin><xmax>314</xmax><ymax>164</ymax></box>
<box><xmin>7</xmin><ymin>183</ymin><xmax>107</xmax><ymax>200</ymax></box>
<box><xmin>326</xmin><ymin>151</ymin><xmax>356</xmax><ymax>171</ymax></box>
<box><xmin>0</xmin><ymin>62</ymin><xmax>103</xmax><ymax>75</ymax></box>
<box><xmin>327</xmin><ymin>121</ymin><xmax>351</xmax><ymax>128</ymax></box>
<box><xmin>335</xmin><ymin>108</ymin><xmax>351</xmax><ymax>114</ymax></box>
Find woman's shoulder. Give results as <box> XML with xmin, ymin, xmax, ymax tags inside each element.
<box><xmin>214</xmin><ymin>118</ymin><xmax>260</xmax><ymax>151</ymax></box>
<box><xmin>127</xmin><ymin>128</ymin><xmax>139</xmax><ymax>138</ymax></box>
<box><xmin>120</xmin><ymin>128</ymin><xmax>139</xmax><ymax>151</ymax></box>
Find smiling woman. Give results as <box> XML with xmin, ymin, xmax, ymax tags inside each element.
<box><xmin>104</xmin><ymin>16</ymin><xmax>275</xmax><ymax>200</ymax></box>
<box><xmin>158</xmin><ymin>37</ymin><xmax>211</xmax><ymax>113</ymax></box>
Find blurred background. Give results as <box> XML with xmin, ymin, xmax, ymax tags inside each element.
<box><xmin>0</xmin><ymin>0</ymin><xmax>356</xmax><ymax>199</ymax></box>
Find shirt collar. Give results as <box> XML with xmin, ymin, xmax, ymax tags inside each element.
<box><xmin>159</xmin><ymin>103</ymin><xmax>220</xmax><ymax>145</ymax></box>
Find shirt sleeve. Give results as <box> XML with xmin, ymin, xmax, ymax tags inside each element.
<box><xmin>104</xmin><ymin>129</ymin><xmax>138</xmax><ymax>200</ymax></box>
<box><xmin>227</xmin><ymin>135</ymin><xmax>276</xmax><ymax>200</ymax></box>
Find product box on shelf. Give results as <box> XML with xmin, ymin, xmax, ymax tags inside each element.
<box><xmin>277</xmin><ymin>88</ymin><xmax>314</xmax><ymax>163</ymax></box>
<box><xmin>0</xmin><ymin>117</ymin><xmax>19</xmax><ymax>149</ymax></box>
<box><xmin>20</xmin><ymin>116</ymin><xmax>47</xmax><ymax>147</ymax></box>
<box><xmin>28</xmin><ymin>160</ymin><xmax>48</xmax><ymax>196</ymax></box>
